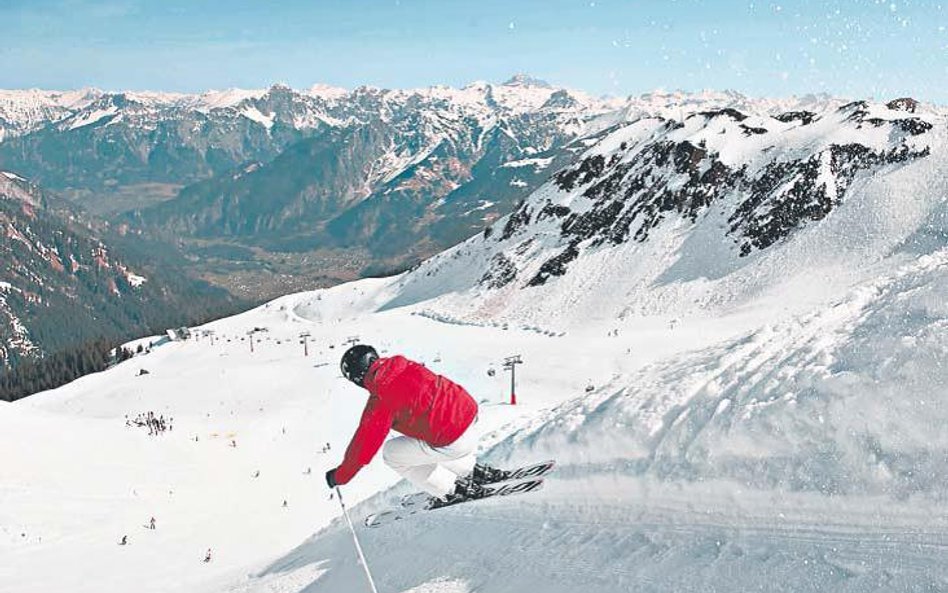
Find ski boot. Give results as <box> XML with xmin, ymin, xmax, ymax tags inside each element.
<box><xmin>425</xmin><ymin>476</ymin><xmax>487</xmax><ymax>510</ymax></box>
<box><xmin>469</xmin><ymin>462</ymin><xmax>509</xmax><ymax>485</ymax></box>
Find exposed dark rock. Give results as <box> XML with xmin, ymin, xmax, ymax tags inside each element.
<box><xmin>479</xmin><ymin>253</ymin><xmax>518</xmax><ymax>289</ymax></box>
<box><xmin>839</xmin><ymin>100</ymin><xmax>869</xmax><ymax>112</ymax></box>
<box><xmin>730</xmin><ymin>155</ymin><xmax>828</xmax><ymax>255</ymax></box>
<box><xmin>514</xmin><ymin>238</ymin><xmax>534</xmax><ymax>256</ymax></box>
<box><xmin>697</xmin><ymin>108</ymin><xmax>748</xmax><ymax>122</ymax></box>
<box><xmin>553</xmin><ymin>154</ymin><xmax>606</xmax><ymax>191</ymax></box>
<box><xmin>538</xmin><ymin>202</ymin><xmax>572</xmax><ymax>220</ymax></box>
<box><xmin>500</xmin><ymin>201</ymin><xmax>533</xmax><ymax>240</ymax></box>
<box><xmin>541</xmin><ymin>90</ymin><xmax>580</xmax><ymax>110</ymax></box>
<box><xmin>730</xmin><ymin>142</ymin><xmax>929</xmax><ymax>254</ymax></box>
<box><xmin>840</xmin><ymin>101</ymin><xmax>871</xmax><ymax>124</ymax></box>
<box><xmin>774</xmin><ymin>111</ymin><xmax>817</xmax><ymax>125</ymax></box>
<box><xmin>893</xmin><ymin>118</ymin><xmax>933</xmax><ymax>136</ymax></box>
<box><xmin>527</xmin><ymin>244</ymin><xmax>580</xmax><ymax>286</ymax></box>
<box><xmin>582</xmin><ymin>162</ymin><xmax>636</xmax><ymax>203</ymax></box>
<box><xmin>886</xmin><ymin>97</ymin><xmax>918</xmax><ymax>113</ymax></box>
<box><xmin>740</xmin><ymin>124</ymin><xmax>768</xmax><ymax>136</ymax></box>
<box><xmin>673</xmin><ymin>141</ymin><xmax>708</xmax><ymax>173</ymax></box>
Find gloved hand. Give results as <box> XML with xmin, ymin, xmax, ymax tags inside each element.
<box><xmin>325</xmin><ymin>468</ymin><xmax>338</xmax><ymax>489</ymax></box>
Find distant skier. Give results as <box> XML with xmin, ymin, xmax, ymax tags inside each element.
<box><xmin>203</xmin><ymin>548</ymin><xmax>212</xmax><ymax>563</ymax></box>
<box><xmin>118</xmin><ymin>535</ymin><xmax>128</xmax><ymax>546</ymax></box>
<box><xmin>148</xmin><ymin>516</ymin><xmax>156</xmax><ymax>530</ymax></box>
<box><xmin>326</xmin><ymin>345</ymin><xmax>505</xmax><ymax>507</ymax></box>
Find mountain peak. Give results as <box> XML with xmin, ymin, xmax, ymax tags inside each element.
<box><xmin>502</xmin><ymin>74</ymin><xmax>552</xmax><ymax>89</ymax></box>
<box><xmin>307</xmin><ymin>83</ymin><xmax>348</xmax><ymax>100</ymax></box>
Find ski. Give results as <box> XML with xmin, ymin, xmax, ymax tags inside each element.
<box><xmin>398</xmin><ymin>460</ymin><xmax>555</xmax><ymax>510</ymax></box>
<box><xmin>494</xmin><ymin>459</ymin><xmax>556</xmax><ymax>483</ymax></box>
<box><xmin>364</xmin><ymin>477</ymin><xmax>544</xmax><ymax>529</ymax></box>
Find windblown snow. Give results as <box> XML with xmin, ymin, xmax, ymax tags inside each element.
<box><xmin>2</xmin><ymin>96</ymin><xmax>947</xmax><ymax>593</ymax></box>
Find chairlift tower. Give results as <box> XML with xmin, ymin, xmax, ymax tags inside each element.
<box><xmin>247</xmin><ymin>329</ymin><xmax>258</xmax><ymax>353</ymax></box>
<box><xmin>299</xmin><ymin>332</ymin><xmax>311</xmax><ymax>357</ymax></box>
<box><xmin>502</xmin><ymin>355</ymin><xmax>522</xmax><ymax>405</ymax></box>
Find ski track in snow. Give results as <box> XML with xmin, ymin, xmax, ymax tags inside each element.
<box><xmin>259</xmin><ymin>479</ymin><xmax>948</xmax><ymax>593</ymax></box>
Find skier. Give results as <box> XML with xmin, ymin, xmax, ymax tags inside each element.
<box><xmin>203</xmin><ymin>548</ymin><xmax>212</xmax><ymax>563</ymax></box>
<box><xmin>148</xmin><ymin>517</ymin><xmax>156</xmax><ymax>530</ymax></box>
<box><xmin>118</xmin><ymin>535</ymin><xmax>128</xmax><ymax>546</ymax></box>
<box><xmin>325</xmin><ymin>345</ymin><xmax>504</xmax><ymax>508</ymax></box>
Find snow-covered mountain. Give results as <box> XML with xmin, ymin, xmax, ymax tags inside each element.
<box><xmin>385</xmin><ymin>97</ymin><xmax>944</xmax><ymax>327</ymax></box>
<box><xmin>2</xmin><ymin>89</ymin><xmax>947</xmax><ymax>592</ymax></box>
<box><xmin>0</xmin><ymin>89</ymin><xmax>101</xmax><ymax>143</ymax></box>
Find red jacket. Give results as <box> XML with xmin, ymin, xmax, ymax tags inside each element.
<box><xmin>334</xmin><ymin>355</ymin><xmax>478</xmax><ymax>485</ymax></box>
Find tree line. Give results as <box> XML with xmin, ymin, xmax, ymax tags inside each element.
<box><xmin>0</xmin><ymin>338</ymin><xmax>136</xmax><ymax>402</ymax></box>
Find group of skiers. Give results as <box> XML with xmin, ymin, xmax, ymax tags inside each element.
<box><xmin>125</xmin><ymin>411</ymin><xmax>173</xmax><ymax>436</ymax></box>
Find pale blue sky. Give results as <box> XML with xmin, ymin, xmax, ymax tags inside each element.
<box><xmin>1</xmin><ymin>0</ymin><xmax>945</xmax><ymax>102</ymax></box>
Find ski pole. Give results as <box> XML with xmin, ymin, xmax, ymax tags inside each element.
<box><xmin>335</xmin><ymin>486</ymin><xmax>380</xmax><ymax>593</ymax></box>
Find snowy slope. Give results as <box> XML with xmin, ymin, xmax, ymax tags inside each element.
<box><xmin>385</xmin><ymin>98</ymin><xmax>946</xmax><ymax>328</ymax></box>
<box><xmin>3</xmin><ymin>94</ymin><xmax>948</xmax><ymax>593</ymax></box>
<box><xmin>1</xmin><ymin>278</ymin><xmax>666</xmax><ymax>593</ymax></box>
<box><xmin>4</xmin><ymin>248</ymin><xmax>947</xmax><ymax>592</ymax></box>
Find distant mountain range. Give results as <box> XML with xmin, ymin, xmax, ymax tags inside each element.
<box><xmin>0</xmin><ymin>76</ymin><xmax>937</xmax><ymax>370</ymax></box>
<box><xmin>0</xmin><ymin>77</ymin><xmax>626</xmax><ymax>297</ymax></box>
<box><xmin>0</xmin><ymin>79</ymin><xmax>856</xmax><ymax>300</ymax></box>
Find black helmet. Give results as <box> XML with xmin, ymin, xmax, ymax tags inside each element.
<box><xmin>340</xmin><ymin>344</ymin><xmax>378</xmax><ymax>386</ymax></box>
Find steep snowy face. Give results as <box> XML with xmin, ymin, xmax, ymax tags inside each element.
<box><xmin>387</xmin><ymin>98</ymin><xmax>946</xmax><ymax>325</ymax></box>
<box><xmin>542</xmin><ymin>101</ymin><xmax>932</xmax><ymax>259</ymax></box>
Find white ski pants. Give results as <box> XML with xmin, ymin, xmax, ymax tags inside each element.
<box><xmin>382</xmin><ymin>419</ymin><xmax>479</xmax><ymax>497</ymax></box>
